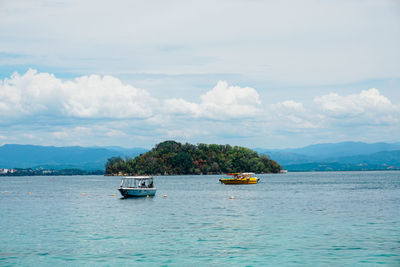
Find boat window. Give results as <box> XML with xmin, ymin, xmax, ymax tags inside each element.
<box><xmin>121</xmin><ymin>177</ymin><xmax>154</xmax><ymax>188</ymax></box>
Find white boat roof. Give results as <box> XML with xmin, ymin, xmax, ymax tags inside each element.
<box><xmin>122</xmin><ymin>176</ymin><xmax>153</xmax><ymax>180</ymax></box>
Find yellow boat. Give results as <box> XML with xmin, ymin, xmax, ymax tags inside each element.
<box><xmin>219</xmin><ymin>172</ymin><xmax>259</xmax><ymax>184</ymax></box>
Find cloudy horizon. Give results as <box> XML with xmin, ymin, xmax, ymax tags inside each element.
<box><xmin>1</xmin><ymin>0</ymin><xmax>399</xmax><ymax>149</ymax></box>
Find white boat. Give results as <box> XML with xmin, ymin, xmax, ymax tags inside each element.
<box><xmin>118</xmin><ymin>176</ymin><xmax>156</xmax><ymax>197</ymax></box>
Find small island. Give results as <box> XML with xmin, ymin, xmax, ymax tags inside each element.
<box><xmin>105</xmin><ymin>140</ymin><xmax>281</xmax><ymax>175</ymax></box>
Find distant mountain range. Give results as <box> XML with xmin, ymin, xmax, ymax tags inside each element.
<box><xmin>0</xmin><ymin>144</ymin><xmax>148</xmax><ymax>171</ymax></box>
<box><xmin>1</xmin><ymin>141</ymin><xmax>400</xmax><ymax>172</ymax></box>
<box><xmin>255</xmin><ymin>141</ymin><xmax>400</xmax><ymax>171</ymax></box>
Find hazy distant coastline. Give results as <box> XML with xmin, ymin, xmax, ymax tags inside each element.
<box><xmin>0</xmin><ymin>168</ymin><xmax>104</xmax><ymax>176</ymax></box>
<box><xmin>1</xmin><ymin>141</ymin><xmax>400</xmax><ymax>175</ymax></box>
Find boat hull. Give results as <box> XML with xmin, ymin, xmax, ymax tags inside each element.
<box><xmin>118</xmin><ymin>188</ymin><xmax>157</xmax><ymax>197</ymax></box>
<box><xmin>219</xmin><ymin>178</ymin><xmax>259</xmax><ymax>184</ymax></box>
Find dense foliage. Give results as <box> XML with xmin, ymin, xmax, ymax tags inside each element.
<box><xmin>105</xmin><ymin>141</ymin><xmax>281</xmax><ymax>175</ymax></box>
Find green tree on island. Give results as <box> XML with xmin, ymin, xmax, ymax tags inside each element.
<box><xmin>105</xmin><ymin>140</ymin><xmax>281</xmax><ymax>175</ymax></box>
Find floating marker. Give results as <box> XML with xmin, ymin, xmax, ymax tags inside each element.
<box><xmin>163</xmin><ymin>195</ymin><xmax>167</xmax><ymax>198</ymax></box>
<box><xmin>82</xmin><ymin>193</ymin><xmax>86</xmax><ymax>196</ymax></box>
<box><xmin>230</xmin><ymin>196</ymin><xmax>234</xmax><ymax>199</ymax></box>
<box><xmin>112</xmin><ymin>194</ymin><xmax>116</xmax><ymax>196</ymax></box>
<box><xmin>147</xmin><ymin>195</ymin><xmax>149</xmax><ymax>198</ymax></box>
<box><xmin>28</xmin><ymin>192</ymin><xmax>31</xmax><ymax>195</ymax></box>
<box><xmin>4</xmin><ymin>191</ymin><xmax>8</xmax><ymax>194</ymax></box>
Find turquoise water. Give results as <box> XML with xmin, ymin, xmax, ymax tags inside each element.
<box><xmin>1</xmin><ymin>171</ymin><xmax>399</xmax><ymax>266</ymax></box>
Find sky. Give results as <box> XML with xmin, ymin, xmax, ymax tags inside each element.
<box><xmin>0</xmin><ymin>0</ymin><xmax>399</xmax><ymax>149</ymax></box>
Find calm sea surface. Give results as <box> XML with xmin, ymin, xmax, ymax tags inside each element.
<box><xmin>1</xmin><ymin>171</ymin><xmax>399</xmax><ymax>266</ymax></box>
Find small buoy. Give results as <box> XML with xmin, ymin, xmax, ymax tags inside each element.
<box><xmin>82</xmin><ymin>193</ymin><xmax>86</xmax><ymax>196</ymax></box>
<box><xmin>112</xmin><ymin>194</ymin><xmax>116</xmax><ymax>196</ymax></box>
<box><xmin>230</xmin><ymin>196</ymin><xmax>234</xmax><ymax>199</ymax></box>
<box><xmin>146</xmin><ymin>195</ymin><xmax>149</xmax><ymax>198</ymax></box>
<box><xmin>28</xmin><ymin>192</ymin><xmax>31</xmax><ymax>195</ymax></box>
<box><xmin>4</xmin><ymin>191</ymin><xmax>8</xmax><ymax>194</ymax></box>
<box><xmin>163</xmin><ymin>195</ymin><xmax>167</xmax><ymax>197</ymax></box>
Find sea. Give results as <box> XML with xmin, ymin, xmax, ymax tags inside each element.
<box><xmin>1</xmin><ymin>171</ymin><xmax>399</xmax><ymax>266</ymax></box>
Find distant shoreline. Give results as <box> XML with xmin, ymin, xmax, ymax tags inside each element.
<box><xmin>0</xmin><ymin>168</ymin><xmax>104</xmax><ymax>176</ymax></box>
<box><xmin>1</xmin><ymin>169</ymin><xmax>399</xmax><ymax>177</ymax></box>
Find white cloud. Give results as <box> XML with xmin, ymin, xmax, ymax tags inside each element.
<box><xmin>105</xmin><ymin>129</ymin><xmax>127</xmax><ymax>137</ymax></box>
<box><xmin>164</xmin><ymin>98</ymin><xmax>201</xmax><ymax>117</ymax></box>
<box><xmin>0</xmin><ymin>70</ymin><xmax>63</xmax><ymax>118</ymax></box>
<box><xmin>52</xmin><ymin>131</ymin><xmax>69</xmax><ymax>139</ymax></box>
<box><xmin>0</xmin><ymin>69</ymin><xmax>158</xmax><ymax>120</ymax></box>
<box><xmin>314</xmin><ymin>88</ymin><xmax>400</xmax><ymax>124</ymax></box>
<box><xmin>164</xmin><ymin>81</ymin><xmax>261</xmax><ymax>119</ymax></box>
<box><xmin>267</xmin><ymin>88</ymin><xmax>400</xmax><ymax>134</ymax></box>
<box><xmin>1</xmin><ymin>69</ymin><xmax>399</xmax><ymax>148</ymax></box>
<box><xmin>164</xmin><ymin>128</ymin><xmax>209</xmax><ymax>140</ymax></box>
<box><xmin>274</xmin><ymin>100</ymin><xmax>306</xmax><ymax>113</ymax></box>
<box><xmin>63</xmin><ymin>74</ymin><xmax>157</xmax><ymax>118</ymax></box>
<box><xmin>271</xmin><ymin>100</ymin><xmax>318</xmax><ymax>129</ymax></box>
<box><xmin>22</xmin><ymin>133</ymin><xmax>36</xmax><ymax>139</ymax></box>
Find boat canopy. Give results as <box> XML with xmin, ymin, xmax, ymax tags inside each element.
<box><xmin>226</xmin><ymin>172</ymin><xmax>256</xmax><ymax>178</ymax></box>
<box><xmin>122</xmin><ymin>176</ymin><xmax>153</xmax><ymax>180</ymax></box>
<box><xmin>242</xmin><ymin>172</ymin><xmax>256</xmax><ymax>177</ymax></box>
<box><xmin>120</xmin><ymin>176</ymin><xmax>154</xmax><ymax>188</ymax></box>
